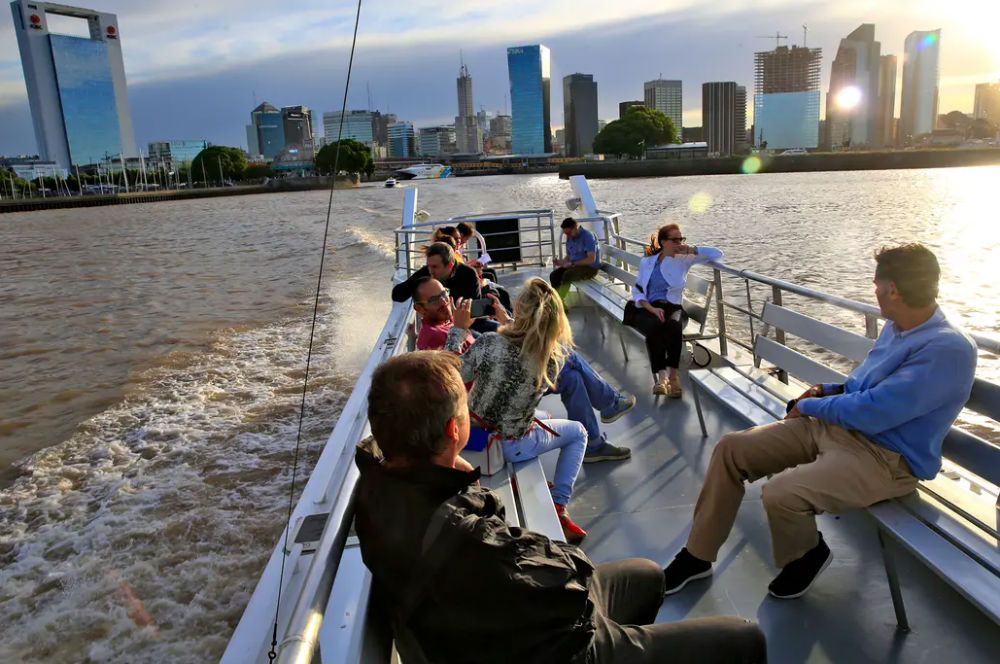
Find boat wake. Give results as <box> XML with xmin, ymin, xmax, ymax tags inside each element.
<box><xmin>0</xmin><ymin>311</ymin><xmax>355</xmax><ymax>663</ymax></box>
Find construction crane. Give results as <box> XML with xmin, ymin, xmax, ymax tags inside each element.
<box><xmin>802</xmin><ymin>24</ymin><xmax>808</xmax><ymax>47</ymax></box>
<box><xmin>756</xmin><ymin>32</ymin><xmax>788</xmax><ymax>48</ymax></box>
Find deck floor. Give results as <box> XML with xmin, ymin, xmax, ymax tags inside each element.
<box><xmin>498</xmin><ymin>268</ymin><xmax>1000</xmax><ymax>664</ymax></box>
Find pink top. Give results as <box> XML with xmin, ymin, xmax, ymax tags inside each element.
<box><xmin>417</xmin><ymin>319</ymin><xmax>474</xmax><ymax>353</ymax></box>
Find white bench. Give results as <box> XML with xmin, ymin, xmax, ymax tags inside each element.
<box><xmin>574</xmin><ymin>243</ymin><xmax>718</xmax><ymax>368</ymax></box>
<box><xmin>689</xmin><ymin>300</ymin><xmax>1000</xmax><ymax>631</ymax></box>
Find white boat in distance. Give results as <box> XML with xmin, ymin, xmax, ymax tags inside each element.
<box><xmin>394</xmin><ymin>163</ymin><xmax>452</xmax><ymax>180</ymax></box>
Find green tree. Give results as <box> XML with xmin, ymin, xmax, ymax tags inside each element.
<box><xmin>315</xmin><ymin>139</ymin><xmax>374</xmax><ymax>177</ymax></box>
<box><xmin>592</xmin><ymin>106</ymin><xmax>678</xmax><ymax>159</ymax></box>
<box><xmin>244</xmin><ymin>164</ymin><xmax>275</xmax><ymax>180</ymax></box>
<box><xmin>191</xmin><ymin>146</ymin><xmax>247</xmax><ymax>184</ymax></box>
<box><xmin>970</xmin><ymin>117</ymin><xmax>998</xmax><ymax>139</ymax></box>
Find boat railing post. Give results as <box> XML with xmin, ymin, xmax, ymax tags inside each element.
<box><xmin>771</xmin><ymin>285</ymin><xmax>788</xmax><ymax>383</ymax></box>
<box><xmin>865</xmin><ymin>312</ymin><xmax>879</xmax><ymax>340</ymax></box>
<box><xmin>745</xmin><ymin>280</ymin><xmax>755</xmax><ymax>347</ymax></box>
<box><xmin>713</xmin><ymin>267</ymin><xmax>728</xmax><ymax>357</ymax></box>
<box><xmin>400</xmin><ymin>188</ymin><xmax>418</xmax><ymax>274</ymax></box>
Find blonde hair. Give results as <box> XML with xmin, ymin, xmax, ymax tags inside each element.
<box><xmin>501</xmin><ymin>278</ymin><xmax>574</xmax><ymax>390</ymax></box>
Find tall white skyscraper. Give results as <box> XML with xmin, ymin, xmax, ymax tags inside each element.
<box><xmin>455</xmin><ymin>63</ymin><xmax>482</xmax><ymax>154</ymax></box>
<box><xmin>899</xmin><ymin>29</ymin><xmax>941</xmax><ymax>141</ymax></box>
<box><xmin>826</xmin><ymin>24</ymin><xmax>881</xmax><ymax>148</ymax></box>
<box><xmin>11</xmin><ymin>0</ymin><xmax>136</xmax><ymax>168</ymax></box>
<box><xmin>643</xmin><ymin>79</ymin><xmax>682</xmax><ymax>135</ymax></box>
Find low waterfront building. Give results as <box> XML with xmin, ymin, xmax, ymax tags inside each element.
<box><xmin>147</xmin><ymin>140</ymin><xmax>209</xmax><ymax>171</ymax></box>
<box><xmin>646</xmin><ymin>142</ymin><xmax>709</xmax><ymax>160</ymax></box>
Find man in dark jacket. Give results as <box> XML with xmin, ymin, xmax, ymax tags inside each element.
<box><xmin>392</xmin><ymin>241</ymin><xmax>482</xmax><ymax>303</ymax></box>
<box><xmin>355</xmin><ymin>351</ymin><xmax>766</xmax><ymax>664</ymax></box>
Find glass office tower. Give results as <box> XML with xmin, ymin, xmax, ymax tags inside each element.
<box><xmin>12</xmin><ymin>0</ymin><xmax>137</xmax><ymax>168</ymax></box>
<box><xmin>507</xmin><ymin>45</ymin><xmax>551</xmax><ymax>154</ymax></box>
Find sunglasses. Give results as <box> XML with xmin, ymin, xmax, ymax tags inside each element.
<box><xmin>666</xmin><ymin>236</ymin><xmax>686</xmax><ymax>243</ymax></box>
<box><xmin>416</xmin><ymin>288</ymin><xmax>450</xmax><ymax>306</ymax></box>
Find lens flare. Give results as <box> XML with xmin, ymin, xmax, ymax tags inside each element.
<box><xmin>688</xmin><ymin>191</ymin><xmax>713</xmax><ymax>213</ymax></box>
<box><xmin>835</xmin><ymin>86</ymin><xmax>862</xmax><ymax>110</ymax></box>
<box><xmin>741</xmin><ymin>155</ymin><xmax>762</xmax><ymax>174</ymax></box>
<box><xmin>918</xmin><ymin>32</ymin><xmax>938</xmax><ymax>51</ymax></box>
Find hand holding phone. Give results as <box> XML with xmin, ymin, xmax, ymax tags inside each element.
<box><xmin>469</xmin><ymin>298</ymin><xmax>496</xmax><ymax>318</ymax></box>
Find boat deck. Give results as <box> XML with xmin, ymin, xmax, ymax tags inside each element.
<box><xmin>498</xmin><ymin>267</ymin><xmax>1000</xmax><ymax>664</ymax></box>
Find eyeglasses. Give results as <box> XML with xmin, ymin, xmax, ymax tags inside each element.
<box><xmin>416</xmin><ymin>288</ymin><xmax>450</xmax><ymax>306</ymax></box>
<box><xmin>666</xmin><ymin>236</ymin><xmax>686</xmax><ymax>243</ymax></box>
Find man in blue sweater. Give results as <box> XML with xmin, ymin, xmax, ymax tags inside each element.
<box><xmin>663</xmin><ymin>244</ymin><xmax>977</xmax><ymax>599</ymax></box>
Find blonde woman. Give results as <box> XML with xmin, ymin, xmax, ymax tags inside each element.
<box><xmin>447</xmin><ymin>277</ymin><xmax>590</xmax><ymax>542</ymax></box>
<box><xmin>628</xmin><ymin>224</ymin><xmax>722</xmax><ymax>397</ymax></box>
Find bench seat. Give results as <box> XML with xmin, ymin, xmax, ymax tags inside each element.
<box><xmin>686</xmin><ymin>299</ymin><xmax>1000</xmax><ymax>631</ymax></box>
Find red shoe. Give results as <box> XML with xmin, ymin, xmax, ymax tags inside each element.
<box><xmin>554</xmin><ymin>503</ymin><xmax>587</xmax><ymax>544</ymax></box>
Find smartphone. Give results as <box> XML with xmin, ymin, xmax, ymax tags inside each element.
<box><xmin>469</xmin><ymin>298</ymin><xmax>496</xmax><ymax>318</ymax></box>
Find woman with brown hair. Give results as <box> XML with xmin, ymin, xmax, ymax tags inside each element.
<box><xmin>627</xmin><ymin>224</ymin><xmax>722</xmax><ymax>397</ymax></box>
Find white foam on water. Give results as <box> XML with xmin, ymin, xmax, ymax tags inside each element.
<box><xmin>0</xmin><ymin>308</ymin><xmax>357</xmax><ymax>663</ymax></box>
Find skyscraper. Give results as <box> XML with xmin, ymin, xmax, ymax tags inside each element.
<box><xmin>973</xmin><ymin>81</ymin><xmax>1000</xmax><ymax>124</ymax></box>
<box><xmin>282</xmin><ymin>105</ymin><xmax>314</xmax><ymax>156</ymax></box>
<box><xmin>899</xmin><ymin>29</ymin><xmax>941</xmax><ymax>142</ymax></box>
<box><xmin>323</xmin><ymin>110</ymin><xmax>376</xmax><ymax>146</ymax></box>
<box><xmin>643</xmin><ymin>79</ymin><xmax>682</xmax><ymax>134</ymax></box>
<box><xmin>11</xmin><ymin>0</ymin><xmax>136</xmax><ymax>168</ymax></box>
<box><xmin>618</xmin><ymin>101</ymin><xmax>644</xmax><ymax>118</ymax></box>
<box><xmin>753</xmin><ymin>45</ymin><xmax>822</xmax><ymax>149</ymax></box>
<box><xmin>563</xmin><ymin>73</ymin><xmax>599</xmax><ymax>157</ymax></box>
<box><xmin>876</xmin><ymin>55</ymin><xmax>898</xmax><ymax>146</ymax></box>
<box><xmin>455</xmin><ymin>64</ymin><xmax>482</xmax><ymax>154</ymax></box>
<box><xmin>826</xmin><ymin>24</ymin><xmax>881</xmax><ymax>149</ymax></box>
<box><xmin>702</xmin><ymin>82</ymin><xmax>746</xmax><ymax>156</ymax></box>
<box><xmin>249</xmin><ymin>102</ymin><xmax>284</xmax><ymax>159</ymax></box>
<box><xmin>507</xmin><ymin>44</ymin><xmax>552</xmax><ymax>154</ymax></box>
<box><xmin>388</xmin><ymin>122</ymin><xmax>415</xmax><ymax>158</ymax></box>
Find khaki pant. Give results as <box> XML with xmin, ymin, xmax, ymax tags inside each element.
<box><xmin>687</xmin><ymin>417</ymin><xmax>918</xmax><ymax>568</ymax></box>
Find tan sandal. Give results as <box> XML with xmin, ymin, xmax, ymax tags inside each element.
<box><xmin>667</xmin><ymin>378</ymin><xmax>683</xmax><ymax>399</ymax></box>
<box><xmin>653</xmin><ymin>378</ymin><xmax>669</xmax><ymax>395</ymax></box>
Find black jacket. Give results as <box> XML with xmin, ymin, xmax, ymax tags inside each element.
<box><xmin>391</xmin><ymin>262</ymin><xmax>482</xmax><ymax>303</ymax></box>
<box><xmin>354</xmin><ymin>441</ymin><xmax>596</xmax><ymax>664</ymax></box>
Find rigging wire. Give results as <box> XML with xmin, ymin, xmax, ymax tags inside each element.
<box><xmin>267</xmin><ymin>0</ymin><xmax>364</xmax><ymax>660</ymax></box>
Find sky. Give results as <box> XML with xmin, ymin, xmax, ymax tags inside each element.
<box><xmin>1</xmin><ymin>0</ymin><xmax>998</xmax><ymax>155</ymax></box>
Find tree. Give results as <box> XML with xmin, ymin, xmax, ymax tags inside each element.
<box><xmin>592</xmin><ymin>106</ymin><xmax>678</xmax><ymax>159</ymax></box>
<box><xmin>244</xmin><ymin>164</ymin><xmax>275</xmax><ymax>180</ymax></box>
<box><xmin>314</xmin><ymin>139</ymin><xmax>374</xmax><ymax>177</ymax></box>
<box><xmin>191</xmin><ymin>146</ymin><xmax>247</xmax><ymax>184</ymax></box>
<box><xmin>970</xmin><ymin>117</ymin><xmax>998</xmax><ymax>140</ymax></box>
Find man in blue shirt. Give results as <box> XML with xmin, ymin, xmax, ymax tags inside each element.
<box><xmin>662</xmin><ymin>244</ymin><xmax>977</xmax><ymax>600</ymax></box>
<box><xmin>550</xmin><ymin>217</ymin><xmax>601</xmax><ymax>301</ymax></box>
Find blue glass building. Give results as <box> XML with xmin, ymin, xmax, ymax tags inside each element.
<box><xmin>147</xmin><ymin>139</ymin><xmax>210</xmax><ymax>169</ymax></box>
<box><xmin>753</xmin><ymin>91</ymin><xmax>820</xmax><ymax>149</ymax></box>
<box><xmin>507</xmin><ymin>45</ymin><xmax>551</xmax><ymax>154</ymax></box>
<box><xmin>249</xmin><ymin>102</ymin><xmax>285</xmax><ymax>159</ymax></box>
<box><xmin>12</xmin><ymin>1</ymin><xmax>137</xmax><ymax>169</ymax></box>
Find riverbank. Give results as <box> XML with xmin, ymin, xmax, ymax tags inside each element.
<box><xmin>558</xmin><ymin>147</ymin><xmax>1000</xmax><ymax>179</ymax></box>
<box><xmin>0</xmin><ymin>174</ymin><xmax>359</xmax><ymax>214</ymax></box>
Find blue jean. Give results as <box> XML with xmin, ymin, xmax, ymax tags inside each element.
<box><xmin>555</xmin><ymin>351</ymin><xmax>619</xmax><ymax>449</ymax></box>
<box><xmin>502</xmin><ymin>419</ymin><xmax>586</xmax><ymax>506</ymax></box>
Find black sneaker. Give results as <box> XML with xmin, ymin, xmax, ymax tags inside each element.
<box><xmin>768</xmin><ymin>533</ymin><xmax>832</xmax><ymax>599</ymax></box>
<box><xmin>663</xmin><ymin>548</ymin><xmax>713</xmax><ymax>595</ymax></box>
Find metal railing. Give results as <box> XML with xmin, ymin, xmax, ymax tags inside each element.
<box><xmin>593</xmin><ymin>214</ymin><xmax>1000</xmax><ymax>363</ymax></box>
<box><xmin>393</xmin><ymin>209</ymin><xmax>558</xmax><ymax>275</ymax></box>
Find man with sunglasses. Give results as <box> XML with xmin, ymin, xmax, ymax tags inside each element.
<box><xmin>414</xmin><ymin>278</ymin><xmax>507</xmax><ymax>354</ymax></box>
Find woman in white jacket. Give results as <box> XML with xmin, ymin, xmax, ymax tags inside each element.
<box><xmin>627</xmin><ymin>224</ymin><xmax>723</xmax><ymax>397</ymax></box>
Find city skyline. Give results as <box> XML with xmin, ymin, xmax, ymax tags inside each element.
<box><xmin>0</xmin><ymin>1</ymin><xmax>998</xmax><ymax>154</ymax></box>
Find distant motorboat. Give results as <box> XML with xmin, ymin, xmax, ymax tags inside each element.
<box><xmin>384</xmin><ymin>178</ymin><xmax>397</xmax><ymax>188</ymax></box>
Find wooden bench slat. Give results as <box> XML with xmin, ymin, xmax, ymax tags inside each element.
<box><xmin>603</xmin><ymin>244</ymin><xmax>641</xmax><ymax>267</ymax></box>
<box><xmin>754</xmin><ymin>336</ymin><xmax>848</xmax><ymax>386</ymax></box>
<box><xmin>908</xmin><ymin>482</ymin><xmax>1000</xmax><ymax>550</ymax></box>
<box><xmin>512</xmin><ymin>458</ymin><xmax>565</xmax><ymax>542</ymax></box>
<box><xmin>762</xmin><ymin>301</ymin><xmax>875</xmax><ymax>363</ymax></box>
<box><xmin>869</xmin><ymin>501</ymin><xmax>1000</xmax><ymax>624</ymax></box>
<box><xmin>712</xmin><ymin>367</ymin><xmax>793</xmax><ymax>419</ymax></box>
